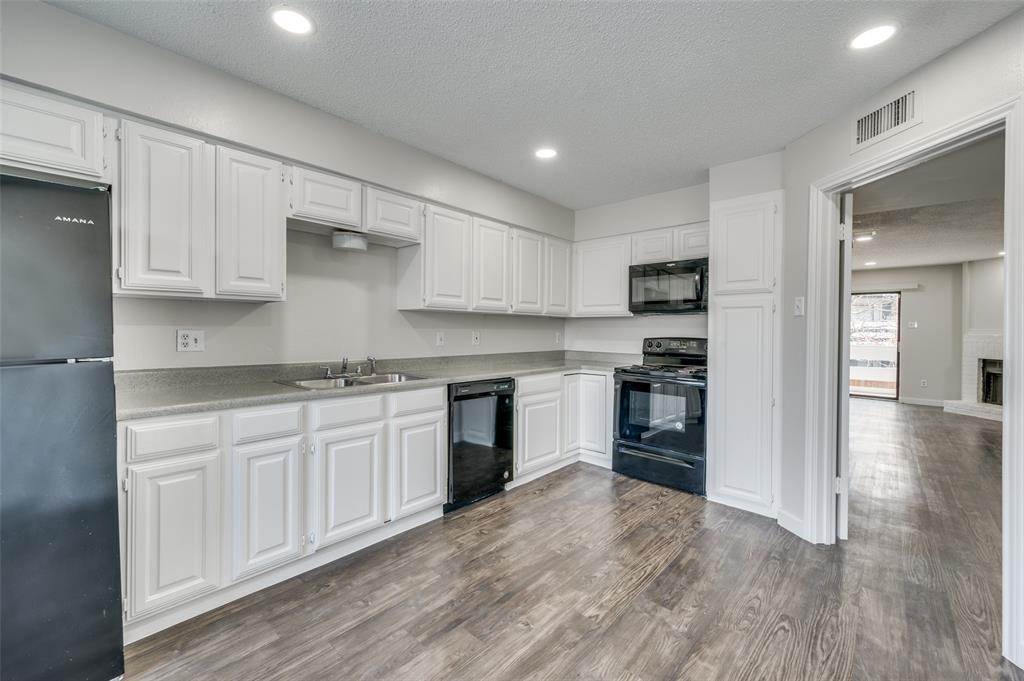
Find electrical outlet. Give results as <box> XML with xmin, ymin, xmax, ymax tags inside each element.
<box><xmin>471</xmin><ymin>330</ymin><xmax>481</xmax><ymax>346</ymax></box>
<box><xmin>176</xmin><ymin>329</ymin><xmax>205</xmax><ymax>352</ymax></box>
<box><xmin>435</xmin><ymin>331</ymin><xmax>445</xmax><ymax>347</ymax></box>
<box><xmin>555</xmin><ymin>331</ymin><xmax>562</xmax><ymax>345</ymax></box>
<box><xmin>793</xmin><ymin>296</ymin><xmax>805</xmax><ymax>317</ymax></box>
<box><xmin>908</xmin><ymin>321</ymin><xmax>919</xmax><ymax>329</ymax></box>
<box><xmin>920</xmin><ymin>379</ymin><xmax>928</xmax><ymax>388</ymax></box>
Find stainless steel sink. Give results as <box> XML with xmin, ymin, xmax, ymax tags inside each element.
<box><xmin>277</xmin><ymin>377</ymin><xmax>358</xmax><ymax>390</ymax></box>
<box><xmin>353</xmin><ymin>373</ymin><xmax>421</xmax><ymax>385</ymax></box>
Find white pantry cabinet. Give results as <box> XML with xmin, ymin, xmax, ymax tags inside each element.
<box><xmin>710</xmin><ymin>192</ymin><xmax>780</xmax><ymax>294</ymax></box>
<box><xmin>422</xmin><ymin>206</ymin><xmax>473</xmax><ymax>310</ymax></box>
<box><xmin>215</xmin><ymin>146</ymin><xmax>286</xmax><ymax>300</ymax></box>
<box><xmin>572</xmin><ymin>236</ymin><xmax>631</xmax><ymax>316</ymax></box>
<box><xmin>511</xmin><ymin>228</ymin><xmax>544</xmax><ymax>314</ymax></box>
<box><xmin>364</xmin><ymin>187</ymin><xmax>423</xmax><ymax>244</ymax></box>
<box><xmin>631</xmin><ymin>228</ymin><xmax>675</xmax><ymax>265</ymax></box>
<box><xmin>118</xmin><ymin>121</ymin><xmax>215</xmax><ymax>297</ymax></box>
<box><xmin>674</xmin><ymin>222</ymin><xmax>710</xmax><ymax>260</ymax></box>
<box><xmin>471</xmin><ymin>217</ymin><xmax>511</xmax><ymax>312</ymax></box>
<box><xmin>288</xmin><ymin>166</ymin><xmax>362</xmax><ymax>230</ymax></box>
<box><xmin>544</xmin><ymin>237</ymin><xmax>572</xmax><ymax>316</ymax></box>
<box><xmin>127</xmin><ymin>451</ymin><xmax>221</xmax><ymax>618</ymax></box>
<box><xmin>0</xmin><ymin>86</ymin><xmax>106</xmax><ymax>180</ymax></box>
<box><xmin>388</xmin><ymin>410</ymin><xmax>447</xmax><ymax>520</ymax></box>
<box><xmin>314</xmin><ymin>421</ymin><xmax>386</xmax><ymax>548</ymax></box>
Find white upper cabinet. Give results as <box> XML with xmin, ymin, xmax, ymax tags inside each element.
<box><xmin>388</xmin><ymin>410</ymin><xmax>446</xmax><ymax>521</ymax></box>
<box><xmin>422</xmin><ymin>205</ymin><xmax>472</xmax><ymax>310</ymax></box>
<box><xmin>631</xmin><ymin>228</ymin><xmax>674</xmax><ymax>264</ymax></box>
<box><xmin>544</xmin><ymin>237</ymin><xmax>572</xmax><ymax>316</ymax></box>
<box><xmin>471</xmin><ymin>217</ymin><xmax>511</xmax><ymax>312</ymax></box>
<box><xmin>0</xmin><ymin>86</ymin><xmax>105</xmax><ymax>180</ymax></box>
<box><xmin>215</xmin><ymin>146</ymin><xmax>286</xmax><ymax>300</ymax></box>
<box><xmin>315</xmin><ymin>422</ymin><xmax>386</xmax><ymax>548</ymax></box>
<box><xmin>119</xmin><ymin>121</ymin><xmax>215</xmax><ymax>297</ymax></box>
<box><xmin>288</xmin><ymin>166</ymin><xmax>362</xmax><ymax>229</ymax></box>
<box><xmin>674</xmin><ymin>222</ymin><xmax>710</xmax><ymax>260</ymax></box>
<box><xmin>364</xmin><ymin>187</ymin><xmax>423</xmax><ymax>243</ymax></box>
<box><xmin>511</xmin><ymin>228</ymin><xmax>544</xmax><ymax>314</ymax></box>
<box><xmin>572</xmin><ymin>236</ymin><xmax>631</xmax><ymax>317</ymax></box>
<box><xmin>710</xmin><ymin>192</ymin><xmax>780</xmax><ymax>294</ymax></box>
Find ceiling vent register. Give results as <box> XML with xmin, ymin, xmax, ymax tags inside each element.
<box><xmin>853</xmin><ymin>90</ymin><xmax>920</xmax><ymax>152</ymax></box>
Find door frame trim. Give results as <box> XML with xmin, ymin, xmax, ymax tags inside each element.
<box><xmin>802</xmin><ymin>96</ymin><xmax>1023</xmax><ymax>666</ymax></box>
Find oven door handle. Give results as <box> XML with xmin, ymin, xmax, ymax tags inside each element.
<box><xmin>617</xmin><ymin>446</ymin><xmax>696</xmax><ymax>469</ymax></box>
<box><xmin>614</xmin><ymin>374</ymin><xmax>706</xmax><ymax>388</ymax></box>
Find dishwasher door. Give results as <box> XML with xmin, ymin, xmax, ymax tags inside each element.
<box><xmin>446</xmin><ymin>379</ymin><xmax>515</xmax><ymax>512</ymax></box>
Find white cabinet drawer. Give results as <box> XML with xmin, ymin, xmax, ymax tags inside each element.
<box><xmin>311</xmin><ymin>394</ymin><xmax>386</xmax><ymax>431</ymax></box>
<box><xmin>388</xmin><ymin>387</ymin><xmax>446</xmax><ymax>418</ymax></box>
<box><xmin>517</xmin><ymin>372</ymin><xmax>564</xmax><ymax>397</ymax></box>
<box><xmin>232</xmin><ymin>404</ymin><xmax>304</xmax><ymax>444</ymax></box>
<box><xmin>125</xmin><ymin>416</ymin><xmax>220</xmax><ymax>462</ymax></box>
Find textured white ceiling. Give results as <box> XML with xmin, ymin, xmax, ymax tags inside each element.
<box><xmin>49</xmin><ymin>1</ymin><xmax>1024</xmax><ymax>209</ymax></box>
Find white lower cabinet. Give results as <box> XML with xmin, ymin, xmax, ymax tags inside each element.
<box><xmin>563</xmin><ymin>374</ymin><xmax>581</xmax><ymax>453</ymax></box>
<box><xmin>127</xmin><ymin>451</ymin><xmax>221</xmax><ymax>618</ymax></box>
<box><xmin>388</xmin><ymin>410</ymin><xmax>447</xmax><ymax>521</ymax></box>
<box><xmin>516</xmin><ymin>390</ymin><xmax>562</xmax><ymax>475</ymax></box>
<box><xmin>314</xmin><ymin>422</ymin><xmax>386</xmax><ymax>548</ymax></box>
<box><xmin>579</xmin><ymin>373</ymin><xmax>609</xmax><ymax>455</ymax></box>
<box><xmin>231</xmin><ymin>435</ymin><xmax>303</xmax><ymax>580</ymax></box>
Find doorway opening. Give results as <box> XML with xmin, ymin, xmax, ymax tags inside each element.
<box><xmin>849</xmin><ymin>292</ymin><xmax>900</xmax><ymax>399</ymax></box>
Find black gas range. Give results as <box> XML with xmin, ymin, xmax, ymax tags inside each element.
<box><xmin>612</xmin><ymin>337</ymin><xmax>707</xmax><ymax>495</ymax></box>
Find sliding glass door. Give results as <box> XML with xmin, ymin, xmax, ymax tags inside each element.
<box><xmin>849</xmin><ymin>292</ymin><xmax>900</xmax><ymax>399</ymax></box>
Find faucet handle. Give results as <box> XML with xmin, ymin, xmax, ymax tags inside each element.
<box><xmin>341</xmin><ymin>356</ymin><xmax>349</xmax><ymax>373</ymax></box>
<box><xmin>319</xmin><ymin>365</ymin><xmax>333</xmax><ymax>379</ymax></box>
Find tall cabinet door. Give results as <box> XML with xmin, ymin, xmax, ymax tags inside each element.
<box><xmin>544</xmin><ymin>237</ymin><xmax>571</xmax><ymax>316</ymax></box>
<box><xmin>216</xmin><ymin>147</ymin><xmax>285</xmax><ymax>300</ymax></box>
<box><xmin>423</xmin><ymin>206</ymin><xmax>471</xmax><ymax>310</ymax></box>
<box><xmin>707</xmin><ymin>293</ymin><xmax>774</xmax><ymax>516</ymax></box>
<box><xmin>127</xmin><ymin>452</ymin><xmax>220</xmax><ymax>618</ymax></box>
<box><xmin>471</xmin><ymin>217</ymin><xmax>510</xmax><ymax>311</ymax></box>
<box><xmin>315</xmin><ymin>422</ymin><xmax>386</xmax><ymax>548</ymax></box>
<box><xmin>562</xmin><ymin>374</ymin><xmax>581</xmax><ymax>453</ymax></box>
<box><xmin>389</xmin><ymin>411</ymin><xmax>446</xmax><ymax>520</ymax></box>
<box><xmin>511</xmin><ymin>228</ymin><xmax>544</xmax><ymax>314</ymax></box>
<box><xmin>231</xmin><ymin>436</ymin><xmax>303</xmax><ymax>580</ymax></box>
<box><xmin>710</xmin><ymin>192</ymin><xmax>780</xmax><ymax>294</ymax></box>
<box><xmin>120</xmin><ymin>121</ymin><xmax>214</xmax><ymax>296</ymax></box>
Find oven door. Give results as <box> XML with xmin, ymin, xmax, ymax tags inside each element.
<box><xmin>614</xmin><ymin>373</ymin><xmax>706</xmax><ymax>459</ymax></box>
<box><xmin>628</xmin><ymin>259</ymin><xmax>706</xmax><ymax>314</ymax></box>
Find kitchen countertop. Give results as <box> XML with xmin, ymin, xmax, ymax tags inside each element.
<box><xmin>115</xmin><ymin>351</ymin><xmax>635</xmax><ymax>421</ymax></box>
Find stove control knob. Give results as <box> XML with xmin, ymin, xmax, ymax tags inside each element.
<box><xmin>645</xmin><ymin>340</ymin><xmax>654</xmax><ymax>349</ymax></box>
<box><xmin>655</xmin><ymin>341</ymin><xmax>663</xmax><ymax>349</ymax></box>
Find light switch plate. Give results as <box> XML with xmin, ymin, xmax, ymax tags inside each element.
<box><xmin>471</xmin><ymin>330</ymin><xmax>481</xmax><ymax>346</ymax></box>
<box><xmin>176</xmin><ymin>329</ymin><xmax>205</xmax><ymax>352</ymax></box>
<box><xmin>793</xmin><ymin>296</ymin><xmax>805</xmax><ymax>317</ymax></box>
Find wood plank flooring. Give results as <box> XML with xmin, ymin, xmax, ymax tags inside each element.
<box><xmin>125</xmin><ymin>399</ymin><xmax>1021</xmax><ymax>680</ymax></box>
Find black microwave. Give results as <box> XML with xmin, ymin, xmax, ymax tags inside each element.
<box><xmin>628</xmin><ymin>258</ymin><xmax>708</xmax><ymax>314</ymax></box>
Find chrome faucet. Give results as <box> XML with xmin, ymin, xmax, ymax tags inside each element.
<box><xmin>367</xmin><ymin>355</ymin><xmax>377</xmax><ymax>376</ymax></box>
<box><xmin>320</xmin><ymin>356</ymin><xmax>349</xmax><ymax>379</ymax></box>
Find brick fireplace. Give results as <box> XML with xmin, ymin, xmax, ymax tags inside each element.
<box><xmin>943</xmin><ymin>331</ymin><xmax>1003</xmax><ymax>421</ymax></box>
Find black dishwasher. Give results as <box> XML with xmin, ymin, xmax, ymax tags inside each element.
<box><xmin>445</xmin><ymin>378</ymin><xmax>515</xmax><ymax>512</ymax></box>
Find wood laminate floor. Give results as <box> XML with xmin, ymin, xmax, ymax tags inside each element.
<box><xmin>126</xmin><ymin>399</ymin><xmax>1021</xmax><ymax>680</ymax></box>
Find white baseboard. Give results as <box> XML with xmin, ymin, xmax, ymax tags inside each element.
<box><xmin>578</xmin><ymin>450</ymin><xmax>611</xmax><ymax>469</ymax></box>
<box><xmin>504</xmin><ymin>454</ymin><xmax>579</xmax><ymax>490</ymax></box>
<box><xmin>707</xmin><ymin>491</ymin><xmax>777</xmax><ymax>519</ymax></box>
<box><xmin>898</xmin><ymin>396</ymin><xmax>945</xmax><ymax>407</ymax></box>
<box><xmin>777</xmin><ymin>508</ymin><xmax>810</xmax><ymax>541</ymax></box>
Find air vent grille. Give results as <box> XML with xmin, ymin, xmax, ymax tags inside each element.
<box><xmin>854</xmin><ymin>90</ymin><xmax>919</xmax><ymax>150</ymax></box>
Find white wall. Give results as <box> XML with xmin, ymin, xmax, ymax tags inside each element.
<box><xmin>965</xmin><ymin>257</ymin><xmax>1006</xmax><ymax>331</ymax></box>
<box><xmin>0</xmin><ymin>1</ymin><xmax>573</xmax><ymax>239</ymax></box>
<box><xmin>709</xmin><ymin>152</ymin><xmax>784</xmax><ymax>203</ymax></box>
<box><xmin>113</xmin><ymin>231</ymin><xmax>565</xmax><ymax>370</ymax></box>
<box><xmin>852</xmin><ymin>265</ymin><xmax>963</xmax><ymax>403</ymax></box>
<box><xmin>778</xmin><ymin>11</ymin><xmax>1024</xmax><ymax>525</ymax></box>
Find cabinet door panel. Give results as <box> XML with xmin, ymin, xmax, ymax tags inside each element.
<box><xmin>572</xmin><ymin>237</ymin><xmax>630</xmax><ymax>316</ymax></box>
<box><xmin>365</xmin><ymin>187</ymin><xmax>423</xmax><ymax>242</ymax></box>
<box><xmin>216</xmin><ymin>146</ymin><xmax>284</xmax><ymax>299</ymax></box>
<box><xmin>579</xmin><ymin>374</ymin><xmax>608</xmax><ymax>454</ymax></box>
<box><xmin>471</xmin><ymin>218</ymin><xmax>510</xmax><ymax>311</ymax></box>
<box><xmin>544</xmin><ymin>237</ymin><xmax>571</xmax><ymax>316</ymax></box>
<box><xmin>121</xmin><ymin>121</ymin><xmax>214</xmax><ymax>296</ymax></box>
<box><xmin>317</xmin><ymin>422</ymin><xmax>385</xmax><ymax>547</ymax></box>
<box><xmin>631</xmin><ymin>229</ymin><xmax>674</xmax><ymax>265</ymax></box>
<box><xmin>563</xmin><ymin>374</ymin><xmax>581</xmax><ymax>453</ymax></box>
<box><xmin>710</xmin><ymin>194</ymin><xmax>779</xmax><ymax>294</ymax></box>
<box><xmin>512</xmin><ymin>229</ymin><xmax>544</xmax><ymax>313</ymax></box>
<box><xmin>674</xmin><ymin>222</ymin><xmax>710</xmax><ymax>260</ymax></box>
<box><xmin>0</xmin><ymin>87</ymin><xmax>104</xmax><ymax>179</ymax></box>
<box><xmin>389</xmin><ymin>411</ymin><xmax>446</xmax><ymax>520</ymax></box>
<box><xmin>128</xmin><ymin>452</ymin><xmax>220</xmax><ymax>618</ymax></box>
<box><xmin>289</xmin><ymin>167</ymin><xmax>361</xmax><ymax>228</ymax></box>
<box><xmin>423</xmin><ymin>207</ymin><xmax>471</xmax><ymax>309</ymax></box>
<box><xmin>517</xmin><ymin>392</ymin><xmax>562</xmax><ymax>474</ymax></box>
<box><xmin>232</xmin><ymin>436</ymin><xmax>303</xmax><ymax>580</ymax></box>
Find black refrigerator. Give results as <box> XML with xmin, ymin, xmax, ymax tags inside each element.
<box><xmin>0</xmin><ymin>174</ymin><xmax>125</xmax><ymax>680</ymax></box>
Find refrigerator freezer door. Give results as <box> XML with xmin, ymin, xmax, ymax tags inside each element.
<box><xmin>0</xmin><ymin>175</ymin><xmax>113</xmax><ymax>363</ymax></box>
<box><xmin>0</xmin><ymin>362</ymin><xmax>124</xmax><ymax>681</ymax></box>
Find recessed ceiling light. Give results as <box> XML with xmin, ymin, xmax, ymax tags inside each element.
<box><xmin>850</xmin><ymin>24</ymin><xmax>897</xmax><ymax>50</ymax></box>
<box><xmin>270</xmin><ymin>6</ymin><xmax>314</xmax><ymax>35</ymax></box>
<box><xmin>535</xmin><ymin>148</ymin><xmax>557</xmax><ymax>159</ymax></box>
<box><xmin>854</xmin><ymin>235</ymin><xmax>874</xmax><ymax>242</ymax></box>
<box><xmin>864</xmin><ymin>261</ymin><xmax>878</xmax><ymax>266</ymax></box>
<box><xmin>999</xmin><ymin>251</ymin><xmax>1006</xmax><ymax>256</ymax></box>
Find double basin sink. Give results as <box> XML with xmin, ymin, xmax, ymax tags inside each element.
<box><xmin>278</xmin><ymin>373</ymin><xmax>422</xmax><ymax>391</ymax></box>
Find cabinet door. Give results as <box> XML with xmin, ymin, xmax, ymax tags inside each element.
<box><xmin>572</xmin><ymin>236</ymin><xmax>631</xmax><ymax>316</ymax></box>
<box><xmin>579</xmin><ymin>373</ymin><xmax>608</xmax><ymax>454</ymax></box>
<box><xmin>708</xmin><ymin>293</ymin><xmax>774</xmax><ymax>516</ymax></box>
<box><xmin>389</xmin><ymin>410</ymin><xmax>446</xmax><ymax>520</ymax></box>
<box><xmin>630</xmin><ymin>229</ymin><xmax>674</xmax><ymax>265</ymax></box>
<box><xmin>544</xmin><ymin>237</ymin><xmax>571</xmax><ymax>316</ymax></box>
<box><xmin>674</xmin><ymin>222</ymin><xmax>710</xmax><ymax>260</ymax></box>
<box><xmin>231</xmin><ymin>436</ymin><xmax>303</xmax><ymax>580</ymax></box>
<box><xmin>511</xmin><ymin>229</ymin><xmax>544</xmax><ymax>314</ymax></box>
<box><xmin>289</xmin><ymin>166</ymin><xmax>361</xmax><ymax>229</ymax></box>
<box><xmin>517</xmin><ymin>391</ymin><xmax>562</xmax><ymax>475</ymax></box>
<box><xmin>0</xmin><ymin>86</ymin><xmax>105</xmax><ymax>179</ymax></box>
<box><xmin>471</xmin><ymin>217</ymin><xmax>510</xmax><ymax>311</ymax></box>
<box><xmin>365</xmin><ymin>187</ymin><xmax>423</xmax><ymax>242</ymax></box>
<box><xmin>128</xmin><ymin>452</ymin><xmax>220</xmax><ymax>618</ymax></box>
<box><xmin>563</xmin><ymin>374</ymin><xmax>581</xmax><ymax>454</ymax></box>
<box><xmin>315</xmin><ymin>422</ymin><xmax>386</xmax><ymax>548</ymax></box>
<box><xmin>216</xmin><ymin>146</ymin><xmax>285</xmax><ymax>299</ymax></box>
<box><xmin>120</xmin><ymin>121</ymin><xmax>214</xmax><ymax>296</ymax></box>
<box><xmin>710</xmin><ymin>192</ymin><xmax>779</xmax><ymax>294</ymax></box>
<box><xmin>423</xmin><ymin>206</ymin><xmax>472</xmax><ymax>309</ymax></box>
